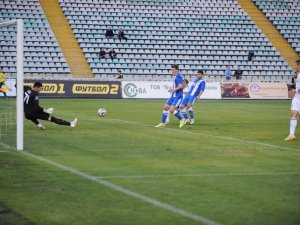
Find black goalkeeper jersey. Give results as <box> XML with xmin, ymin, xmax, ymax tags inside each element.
<box><xmin>24</xmin><ymin>86</ymin><xmax>44</xmax><ymax>114</ymax></box>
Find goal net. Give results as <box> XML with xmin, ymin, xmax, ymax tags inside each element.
<box><xmin>0</xmin><ymin>19</ymin><xmax>24</xmax><ymax>151</ymax></box>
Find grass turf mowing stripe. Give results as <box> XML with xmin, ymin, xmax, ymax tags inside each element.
<box><xmin>109</xmin><ymin>118</ymin><xmax>300</xmax><ymax>152</ymax></box>
<box><xmin>97</xmin><ymin>172</ymin><xmax>300</xmax><ymax>179</ymax></box>
<box><xmin>20</xmin><ymin>151</ymin><xmax>222</xmax><ymax>225</ymax></box>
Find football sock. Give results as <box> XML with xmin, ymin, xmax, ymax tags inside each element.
<box><xmin>162</xmin><ymin>110</ymin><xmax>168</xmax><ymax>123</ymax></box>
<box><xmin>166</xmin><ymin>110</ymin><xmax>170</xmax><ymax>122</ymax></box>
<box><xmin>181</xmin><ymin>108</ymin><xmax>188</xmax><ymax>119</ymax></box>
<box><xmin>290</xmin><ymin>118</ymin><xmax>297</xmax><ymax>136</ymax></box>
<box><xmin>173</xmin><ymin>110</ymin><xmax>184</xmax><ymax>120</ymax></box>
<box><xmin>188</xmin><ymin>107</ymin><xmax>194</xmax><ymax>119</ymax></box>
<box><xmin>51</xmin><ymin>116</ymin><xmax>71</xmax><ymax>126</ymax></box>
<box><xmin>30</xmin><ymin>118</ymin><xmax>39</xmax><ymax>125</ymax></box>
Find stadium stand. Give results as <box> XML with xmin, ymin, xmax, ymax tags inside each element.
<box><xmin>253</xmin><ymin>0</ymin><xmax>300</xmax><ymax>56</ymax></box>
<box><xmin>58</xmin><ymin>0</ymin><xmax>293</xmax><ymax>80</ymax></box>
<box><xmin>0</xmin><ymin>0</ymin><xmax>295</xmax><ymax>81</ymax></box>
<box><xmin>0</xmin><ymin>0</ymin><xmax>71</xmax><ymax>78</ymax></box>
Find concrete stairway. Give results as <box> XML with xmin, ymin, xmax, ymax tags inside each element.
<box><xmin>39</xmin><ymin>0</ymin><xmax>93</xmax><ymax>78</ymax></box>
<box><xmin>237</xmin><ymin>0</ymin><xmax>299</xmax><ymax>69</ymax></box>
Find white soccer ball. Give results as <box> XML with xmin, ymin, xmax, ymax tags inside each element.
<box><xmin>98</xmin><ymin>107</ymin><xmax>107</xmax><ymax>117</ymax></box>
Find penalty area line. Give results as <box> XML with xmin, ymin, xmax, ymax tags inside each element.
<box><xmin>21</xmin><ymin>151</ymin><xmax>222</xmax><ymax>225</ymax></box>
<box><xmin>109</xmin><ymin>119</ymin><xmax>300</xmax><ymax>153</ymax></box>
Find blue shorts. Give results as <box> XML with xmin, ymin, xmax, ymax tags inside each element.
<box><xmin>181</xmin><ymin>94</ymin><xmax>196</xmax><ymax>106</ymax></box>
<box><xmin>166</xmin><ymin>96</ymin><xmax>182</xmax><ymax>107</ymax></box>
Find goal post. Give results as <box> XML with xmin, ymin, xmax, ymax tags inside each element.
<box><xmin>0</xmin><ymin>19</ymin><xmax>24</xmax><ymax>151</ymax></box>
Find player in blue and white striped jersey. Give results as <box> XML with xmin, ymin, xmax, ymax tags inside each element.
<box><xmin>179</xmin><ymin>70</ymin><xmax>206</xmax><ymax>125</ymax></box>
<box><xmin>155</xmin><ymin>64</ymin><xmax>185</xmax><ymax>128</ymax></box>
<box><xmin>165</xmin><ymin>78</ymin><xmax>189</xmax><ymax>124</ymax></box>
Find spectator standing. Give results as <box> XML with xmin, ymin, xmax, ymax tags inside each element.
<box><xmin>225</xmin><ymin>66</ymin><xmax>232</xmax><ymax>80</ymax></box>
<box><xmin>233</xmin><ymin>66</ymin><xmax>243</xmax><ymax>80</ymax></box>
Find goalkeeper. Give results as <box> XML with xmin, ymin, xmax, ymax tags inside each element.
<box><xmin>24</xmin><ymin>82</ymin><xmax>77</xmax><ymax>130</ymax></box>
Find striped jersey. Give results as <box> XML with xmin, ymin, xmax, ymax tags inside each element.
<box><xmin>187</xmin><ymin>78</ymin><xmax>206</xmax><ymax>97</ymax></box>
<box><xmin>172</xmin><ymin>72</ymin><xmax>184</xmax><ymax>98</ymax></box>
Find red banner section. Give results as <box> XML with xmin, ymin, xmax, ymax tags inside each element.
<box><xmin>221</xmin><ymin>83</ymin><xmax>288</xmax><ymax>99</ymax></box>
<box><xmin>221</xmin><ymin>83</ymin><xmax>250</xmax><ymax>98</ymax></box>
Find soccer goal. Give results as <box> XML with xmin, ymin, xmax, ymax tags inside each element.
<box><xmin>0</xmin><ymin>19</ymin><xmax>24</xmax><ymax>151</ymax></box>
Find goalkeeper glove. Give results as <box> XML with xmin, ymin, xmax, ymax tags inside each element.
<box><xmin>44</xmin><ymin>107</ymin><xmax>54</xmax><ymax>114</ymax></box>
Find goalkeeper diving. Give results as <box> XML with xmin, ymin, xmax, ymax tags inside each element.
<box><xmin>24</xmin><ymin>82</ymin><xmax>77</xmax><ymax>130</ymax></box>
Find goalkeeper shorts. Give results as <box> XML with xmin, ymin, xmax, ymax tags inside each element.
<box><xmin>25</xmin><ymin>111</ymin><xmax>51</xmax><ymax>121</ymax></box>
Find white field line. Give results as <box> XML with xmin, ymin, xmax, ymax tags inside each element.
<box><xmin>109</xmin><ymin>119</ymin><xmax>300</xmax><ymax>152</ymax></box>
<box><xmin>0</xmin><ymin>142</ymin><xmax>15</xmax><ymax>150</ymax></box>
<box><xmin>97</xmin><ymin>172</ymin><xmax>300</xmax><ymax>180</ymax></box>
<box><xmin>40</xmin><ymin>115</ymin><xmax>298</xmax><ymax>152</ymax></box>
<box><xmin>204</xmin><ymin>105</ymin><xmax>287</xmax><ymax>113</ymax></box>
<box><xmin>20</xmin><ymin>151</ymin><xmax>222</xmax><ymax>225</ymax></box>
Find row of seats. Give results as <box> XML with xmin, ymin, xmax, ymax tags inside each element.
<box><xmin>89</xmin><ymin>57</ymin><xmax>289</xmax><ymax>64</ymax></box>
<box><xmin>82</xmin><ymin>42</ymin><xmax>277</xmax><ymax>48</ymax></box>
<box><xmin>66</xmin><ymin>14</ymin><xmax>252</xmax><ymax>22</ymax></box>
<box><xmin>94</xmin><ymin>74</ymin><xmax>290</xmax><ymax>82</ymax></box>
<box><xmin>3</xmin><ymin>67</ymin><xmax>69</xmax><ymax>73</ymax></box>
<box><xmin>90</xmin><ymin>64</ymin><xmax>290</xmax><ymax>72</ymax></box>
<box><xmin>91</xmin><ymin>68</ymin><xmax>291</xmax><ymax>77</ymax></box>
<box><xmin>70</xmin><ymin>22</ymin><xmax>256</xmax><ymax>29</ymax></box>
<box><xmin>1</xmin><ymin>54</ymin><xmax>289</xmax><ymax>66</ymax></box>
<box><xmin>83</xmin><ymin>49</ymin><xmax>280</xmax><ymax>57</ymax></box>
<box><xmin>79</xmin><ymin>37</ymin><xmax>270</xmax><ymax>43</ymax></box>
<box><xmin>66</xmin><ymin>13</ymin><xmax>250</xmax><ymax>20</ymax></box>
<box><xmin>65</xmin><ymin>10</ymin><xmax>246</xmax><ymax>17</ymax></box>
<box><xmin>75</xmin><ymin>32</ymin><xmax>267</xmax><ymax>39</ymax></box>
<box><xmin>62</xmin><ymin>2</ymin><xmax>241</xmax><ymax>10</ymax></box>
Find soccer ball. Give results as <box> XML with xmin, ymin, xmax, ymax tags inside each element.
<box><xmin>98</xmin><ymin>107</ymin><xmax>107</xmax><ymax>117</ymax></box>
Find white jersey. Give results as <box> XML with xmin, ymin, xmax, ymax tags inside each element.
<box><xmin>183</xmin><ymin>86</ymin><xmax>189</xmax><ymax>98</ymax></box>
<box><xmin>295</xmin><ymin>73</ymin><xmax>300</xmax><ymax>100</ymax></box>
<box><xmin>291</xmin><ymin>73</ymin><xmax>300</xmax><ymax>112</ymax></box>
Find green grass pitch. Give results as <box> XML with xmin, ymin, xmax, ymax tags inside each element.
<box><xmin>0</xmin><ymin>99</ymin><xmax>300</xmax><ymax>225</ymax></box>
